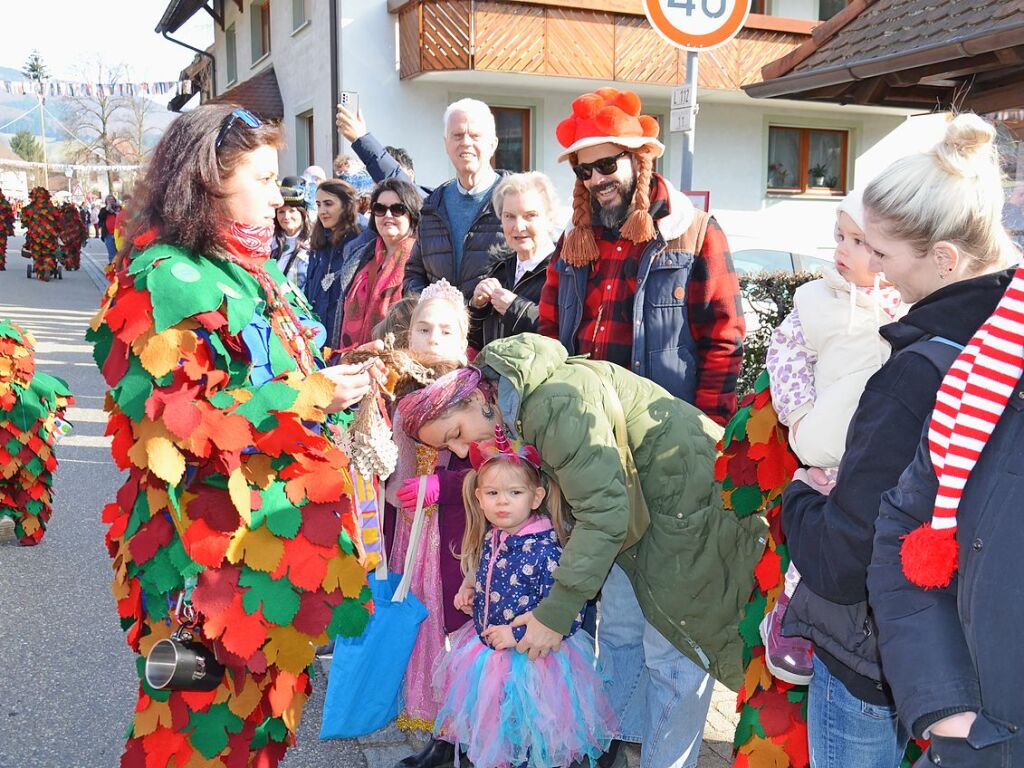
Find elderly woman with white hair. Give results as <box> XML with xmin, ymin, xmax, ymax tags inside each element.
<box><xmin>469</xmin><ymin>172</ymin><xmax>560</xmax><ymax>350</ymax></box>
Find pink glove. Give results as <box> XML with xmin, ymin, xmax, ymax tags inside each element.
<box><xmin>396</xmin><ymin>475</ymin><xmax>440</xmax><ymax>509</ymax></box>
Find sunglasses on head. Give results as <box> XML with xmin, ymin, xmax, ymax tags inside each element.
<box><xmin>215</xmin><ymin>107</ymin><xmax>262</xmax><ymax>150</ymax></box>
<box><xmin>571</xmin><ymin>150</ymin><xmax>630</xmax><ymax>181</ymax></box>
<box><xmin>371</xmin><ymin>202</ymin><xmax>410</xmax><ymax>217</ymax></box>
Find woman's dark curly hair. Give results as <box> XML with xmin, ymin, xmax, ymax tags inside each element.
<box><xmin>117</xmin><ymin>103</ymin><xmax>284</xmax><ymax>262</ymax></box>
<box><xmin>310</xmin><ymin>179</ymin><xmax>360</xmax><ymax>250</ymax></box>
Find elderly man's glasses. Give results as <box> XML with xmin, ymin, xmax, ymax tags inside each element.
<box><xmin>215</xmin><ymin>108</ymin><xmax>262</xmax><ymax>150</ymax></box>
<box><xmin>571</xmin><ymin>150</ymin><xmax>629</xmax><ymax>181</ymax></box>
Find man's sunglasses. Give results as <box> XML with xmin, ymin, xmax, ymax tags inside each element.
<box><xmin>571</xmin><ymin>150</ymin><xmax>629</xmax><ymax>181</ymax></box>
<box><xmin>371</xmin><ymin>202</ymin><xmax>410</xmax><ymax>217</ymax></box>
<box><xmin>215</xmin><ymin>107</ymin><xmax>262</xmax><ymax>150</ymax></box>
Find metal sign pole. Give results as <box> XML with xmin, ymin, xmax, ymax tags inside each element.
<box><xmin>680</xmin><ymin>50</ymin><xmax>698</xmax><ymax>193</ymax></box>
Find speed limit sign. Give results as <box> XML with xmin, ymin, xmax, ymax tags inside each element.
<box><xmin>643</xmin><ymin>0</ymin><xmax>750</xmax><ymax>51</ymax></box>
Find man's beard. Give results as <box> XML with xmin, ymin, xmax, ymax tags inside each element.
<box><xmin>590</xmin><ymin>178</ymin><xmax>637</xmax><ymax>230</ymax></box>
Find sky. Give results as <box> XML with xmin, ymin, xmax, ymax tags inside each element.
<box><xmin>0</xmin><ymin>0</ymin><xmax>214</xmax><ymax>84</ymax></box>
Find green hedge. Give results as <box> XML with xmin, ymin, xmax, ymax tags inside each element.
<box><xmin>737</xmin><ymin>270</ymin><xmax>819</xmax><ymax>398</ymax></box>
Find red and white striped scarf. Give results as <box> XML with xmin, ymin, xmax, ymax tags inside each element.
<box><xmin>902</xmin><ymin>266</ymin><xmax>1024</xmax><ymax>588</ymax></box>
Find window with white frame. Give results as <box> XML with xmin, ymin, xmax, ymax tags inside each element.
<box><xmin>225</xmin><ymin>24</ymin><xmax>237</xmax><ymax>85</ymax></box>
<box><xmin>767</xmin><ymin>125</ymin><xmax>848</xmax><ymax>195</ymax></box>
<box><xmin>292</xmin><ymin>0</ymin><xmax>309</xmax><ymax>31</ymax></box>
<box><xmin>251</xmin><ymin>1</ymin><xmax>272</xmax><ymax>63</ymax></box>
<box><xmin>296</xmin><ymin>111</ymin><xmax>314</xmax><ymax>169</ymax></box>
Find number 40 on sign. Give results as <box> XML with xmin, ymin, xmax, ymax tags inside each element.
<box><xmin>644</xmin><ymin>0</ymin><xmax>750</xmax><ymax>51</ymax></box>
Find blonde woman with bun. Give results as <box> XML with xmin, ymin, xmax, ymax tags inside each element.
<box><xmin>781</xmin><ymin>114</ymin><xmax>1018</xmax><ymax>768</ymax></box>
<box><xmin>867</xmin><ymin>118</ymin><xmax>1024</xmax><ymax>768</ymax></box>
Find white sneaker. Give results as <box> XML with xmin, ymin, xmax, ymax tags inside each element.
<box><xmin>0</xmin><ymin>516</ymin><xmax>16</xmax><ymax>544</ymax></box>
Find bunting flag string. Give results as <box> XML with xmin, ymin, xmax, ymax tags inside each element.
<box><xmin>0</xmin><ymin>79</ymin><xmax>193</xmax><ymax>98</ymax></box>
<box><xmin>0</xmin><ymin>157</ymin><xmax>142</xmax><ymax>174</ymax></box>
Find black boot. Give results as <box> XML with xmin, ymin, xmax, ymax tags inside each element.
<box><xmin>597</xmin><ymin>739</ymin><xmax>626</xmax><ymax>768</ymax></box>
<box><xmin>393</xmin><ymin>738</ymin><xmax>455</xmax><ymax>768</ymax></box>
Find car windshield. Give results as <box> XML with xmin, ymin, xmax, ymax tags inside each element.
<box><xmin>731</xmin><ymin>249</ymin><xmax>794</xmax><ymax>275</ymax></box>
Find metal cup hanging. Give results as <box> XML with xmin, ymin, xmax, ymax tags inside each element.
<box><xmin>144</xmin><ymin>592</ymin><xmax>224</xmax><ymax>691</ymax></box>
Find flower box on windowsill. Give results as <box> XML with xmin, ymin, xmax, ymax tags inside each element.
<box><xmin>767</xmin><ymin>187</ymin><xmax>845</xmax><ymax>199</ymax></box>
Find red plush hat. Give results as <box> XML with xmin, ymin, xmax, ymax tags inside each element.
<box><xmin>556</xmin><ymin>88</ymin><xmax>664</xmax><ymax>163</ymax></box>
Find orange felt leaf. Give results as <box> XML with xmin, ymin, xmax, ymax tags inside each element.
<box><xmin>745</xmin><ymin>403</ymin><xmax>779</xmax><ymax>446</ymax></box>
<box><xmin>105</xmin><ymin>286</ymin><xmax>154</xmax><ymax>344</ymax></box>
<box><xmin>226</xmin><ymin>524</ymin><xmax>285</xmax><ymax>572</ymax></box>
<box><xmin>271</xmin><ymin>535</ymin><xmax>331</xmax><ymax>591</ymax></box>
<box><xmin>291</xmin><ymin>371</ymin><xmax>334</xmax><ymax>422</ymax></box>
<box><xmin>203</xmin><ymin>592</ymin><xmax>268</xmax><ymax>660</ymax></box>
<box><xmin>133</xmin><ymin>695</ymin><xmax>174</xmax><ymax>737</ymax></box>
<box><xmin>141</xmin><ymin>725</ymin><xmax>193</xmax><ymax>768</ymax></box>
<box><xmin>744</xmin><ymin>653</ymin><xmax>773</xmax><ymax>696</ymax></box>
<box><xmin>242</xmin><ymin>453</ymin><xmax>275</xmax><ymax>490</ymax></box>
<box><xmin>226</xmin><ymin>673</ymin><xmax>265</xmax><ymax>720</ymax></box>
<box><xmin>740</xmin><ymin>737</ymin><xmax>790</xmax><ymax>768</ymax></box>
<box><xmin>321</xmin><ymin>551</ymin><xmax>368</xmax><ymax>597</ymax></box>
<box><xmin>281</xmin><ymin>451</ymin><xmax>349</xmax><ymax>505</ymax></box>
<box><xmin>268</xmin><ymin>670</ymin><xmax>299</xmax><ymax>718</ymax></box>
<box><xmin>181</xmin><ymin>517</ymin><xmax>232</xmax><ymax>568</ymax></box>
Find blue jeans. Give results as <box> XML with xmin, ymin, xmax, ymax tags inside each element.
<box><xmin>808</xmin><ymin>654</ymin><xmax>908</xmax><ymax>768</ymax></box>
<box><xmin>103</xmin><ymin>234</ymin><xmax>117</xmax><ymax>262</ymax></box>
<box><xmin>598</xmin><ymin>564</ymin><xmax>713</xmax><ymax>768</ymax></box>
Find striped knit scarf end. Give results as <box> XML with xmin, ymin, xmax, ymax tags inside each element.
<box><xmin>901</xmin><ymin>267</ymin><xmax>1024</xmax><ymax>589</ymax></box>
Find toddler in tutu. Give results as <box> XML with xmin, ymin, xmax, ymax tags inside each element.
<box><xmin>432</xmin><ymin>426</ymin><xmax>616</xmax><ymax>768</ymax></box>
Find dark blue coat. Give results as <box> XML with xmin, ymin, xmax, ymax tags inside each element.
<box><xmin>304</xmin><ymin>229</ymin><xmax>361</xmax><ymax>347</ymax></box>
<box><xmin>782</xmin><ymin>268</ymin><xmax>1015</xmax><ymax>705</ymax></box>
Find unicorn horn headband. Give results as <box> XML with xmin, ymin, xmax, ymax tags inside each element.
<box><xmin>469</xmin><ymin>424</ymin><xmax>542</xmax><ymax>472</ymax></box>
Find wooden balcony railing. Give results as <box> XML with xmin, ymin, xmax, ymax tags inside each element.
<box><xmin>389</xmin><ymin>0</ymin><xmax>814</xmax><ymax>89</ymax></box>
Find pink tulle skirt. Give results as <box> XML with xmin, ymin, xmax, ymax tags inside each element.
<box><xmin>432</xmin><ymin>623</ymin><xmax>617</xmax><ymax>768</ymax></box>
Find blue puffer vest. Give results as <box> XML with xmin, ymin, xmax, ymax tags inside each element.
<box><xmin>555</xmin><ymin>184</ymin><xmax>709</xmax><ymax>403</ymax></box>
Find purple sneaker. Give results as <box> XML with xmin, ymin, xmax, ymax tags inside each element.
<box><xmin>759</xmin><ymin>592</ymin><xmax>814</xmax><ymax>685</ymax></box>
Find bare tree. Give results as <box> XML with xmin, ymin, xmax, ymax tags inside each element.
<box><xmin>62</xmin><ymin>58</ymin><xmax>130</xmax><ymax>193</ymax></box>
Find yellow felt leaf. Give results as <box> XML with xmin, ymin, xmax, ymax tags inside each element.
<box><xmin>740</xmin><ymin>736</ymin><xmax>790</xmax><ymax>768</ymax></box>
<box><xmin>292</xmin><ymin>372</ymin><xmax>334</xmax><ymax>422</ymax></box>
<box><xmin>226</xmin><ymin>524</ymin><xmax>285</xmax><ymax>572</ymax></box>
<box><xmin>283</xmin><ymin>686</ymin><xmax>309</xmax><ymax>733</ymax></box>
<box><xmin>322</xmin><ymin>552</ymin><xmax>369</xmax><ymax>597</ymax></box>
<box><xmin>132</xmin><ymin>697</ymin><xmax>174</xmax><ymax>737</ymax></box>
<box><xmin>264</xmin><ymin>625</ymin><xmax>318</xmax><ymax>675</ymax></box>
<box><xmin>745</xmin><ymin>402</ymin><xmax>779</xmax><ymax>446</ymax></box>
<box><xmin>227</xmin><ymin>674</ymin><xmax>266</xmax><ymax>720</ymax></box>
<box><xmin>21</xmin><ymin>516</ymin><xmax>40</xmax><ymax>536</ymax></box>
<box><xmin>228</xmin><ymin>388</ymin><xmax>253</xmax><ymax>404</ymax></box>
<box><xmin>138</xmin><ymin>329</ymin><xmax>181</xmax><ymax>377</ymax></box>
<box><xmin>242</xmin><ymin>454</ymin><xmax>275</xmax><ymax>490</ymax></box>
<box><xmin>146</xmin><ymin>436</ymin><xmax>186</xmax><ymax>485</ymax></box>
<box><xmin>228</xmin><ymin>468</ymin><xmax>252</xmax><ymax>525</ymax></box>
<box><xmin>743</xmin><ymin>653</ymin><xmax>773</xmax><ymax>696</ymax></box>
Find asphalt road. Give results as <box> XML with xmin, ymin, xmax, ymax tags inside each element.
<box><xmin>0</xmin><ymin>237</ymin><xmax>367</xmax><ymax>768</ymax></box>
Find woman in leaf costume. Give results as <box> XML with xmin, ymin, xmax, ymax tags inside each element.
<box><xmin>21</xmin><ymin>186</ymin><xmax>60</xmax><ymax>281</ymax></box>
<box><xmin>88</xmin><ymin>104</ymin><xmax>378</xmax><ymax>767</ymax></box>
<box><xmin>0</xmin><ymin>320</ymin><xmax>73</xmax><ymax>544</ymax></box>
<box><xmin>60</xmin><ymin>201</ymin><xmax>87</xmax><ymax>271</ymax></box>
<box><xmin>0</xmin><ymin>189</ymin><xmax>15</xmax><ymax>270</ymax></box>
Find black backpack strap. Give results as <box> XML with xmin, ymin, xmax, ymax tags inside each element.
<box><xmin>902</xmin><ymin>334</ymin><xmax>965</xmax><ymax>375</ymax></box>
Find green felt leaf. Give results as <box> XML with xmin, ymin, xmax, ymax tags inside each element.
<box><xmin>251</xmin><ymin>716</ymin><xmax>288</xmax><ymax>749</ymax></box>
<box><xmin>268</xmin><ymin>333</ymin><xmax>295</xmax><ymax>377</ymax></box>
<box><xmin>258</xmin><ymin>481</ymin><xmax>302</xmax><ymax>538</ymax></box>
<box><xmin>733</xmin><ymin>704</ymin><xmax>765</xmax><ymax>746</ymax></box>
<box><xmin>327</xmin><ymin>596</ymin><xmax>371</xmax><ymax>639</ymax></box>
<box><xmin>786</xmin><ymin>688</ymin><xmax>808</xmax><ymax>703</ymax></box>
<box><xmin>87</xmin><ymin>324</ymin><xmax>113</xmax><ymax>370</ymax></box>
<box><xmin>739</xmin><ymin>594</ymin><xmax>767</xmax><ymax>650</ymax></box>
<box><xmin>140</xmin><ymin>547</ymin><xmax>184</xmax><ymax>596</ymax></box>
<box><xmin>135</xmin><ymin>656</ymin><xmax>172</xmax><ymax>702</ymax></box>
<box><xmin>240</xmin><ymin>569</ymin><xmax>300</xmax><ymax>626</ymax></box>
<box><xmin>235</xmin><ymin>380</ymin><xmax>298</xmax><ymax>431</ymax></box>
<box><xmin>208</xmin><ymin>391</ymin><xmax>236</xmax><ymax>409</ymax></box>
<box><xmin>730</xmin><ymin>485</ymin><xmax>764</xmax><ymax>518</ymax></box>
<box><xmin>754</xmin><ymin>368</ymin><xmax>771</xmax><ymax>394</ymax></box>
<box><xmin>112</xmin><ymin>356</ymin><xmax>154</xmax><ymax>421</ymax></box>
<box><xmin>147</xmin><ymin>250</ymin><xmax>231</xmax><ymax>332</ymax></box>
<box><xmin>188</xmin><ymin>702</ymin><xmax>244</xmax><ymax>759</ymax></box>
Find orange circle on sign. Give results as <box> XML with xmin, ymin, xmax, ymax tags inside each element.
<box><xmin>644</xmin><ymin>0</ymin><xmax>749</xmax><ymax>51</ymax></box>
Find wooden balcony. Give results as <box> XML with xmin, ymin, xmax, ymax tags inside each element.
<box><xmin>388</xmin><ymin>0</ymin><xmax>814</xmax><ymax>90</ymax></box>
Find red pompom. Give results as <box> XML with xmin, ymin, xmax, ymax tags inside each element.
<box><xmin>594</xmin><ymin>105</ymin><xmax>636</xmax><ymax>137</ymax></box>
<box><xmin>613</xmin><ymin>90</ymin><xmax>642</xmax><ymax>117</ymax></box>
<box><xmin>572</xmin><ymin>93</ymin><xmax>602</xmax><ymax>119</ymax></box>
<box><xmin>555</xmin><ymin>117</ymin><xmax>577</xmax><ymax>148</ymax></box>
<box><xmin>900</xmin><ymin>524</ymin><xmax>959</xmax><ymax>589</ymax></box>
<box><xmin>638</xmin><ymin>115</ymin><xmax>660</xmax><ymax>138</ymax></box>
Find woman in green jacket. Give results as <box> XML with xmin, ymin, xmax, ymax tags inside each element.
<box><xmin>399</xmin><ymin>333</ymin><xmax>766</xmax><ymax>768</ymax></box>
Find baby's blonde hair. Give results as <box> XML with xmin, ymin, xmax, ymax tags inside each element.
<box><xmin>863</xmin><ymin>113</ymin><xmax>1017</xmax><ymax>273</ymax></box>
<box><xmin>458</xmin><ymin>460</ymin><xmax>567</xmax><ymax>577</ymax></box>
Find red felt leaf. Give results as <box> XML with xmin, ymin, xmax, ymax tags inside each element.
<box><xmin>108</xmin><ymin>412</ymin><xmax>135</xmax><ymax>470</ymax></box>
<box><xmin>272</xmin><ymin>535</ymin><xmax>331</xmax><ymax>592</ymax></box>
<box><xmin>291</xmin><ymin>590</ymin><xmax>334</xmax><ymax>635</ymax></box>
<box><xmin>180</xmin><ymin>688</ymin><xmax>219</xmax><ymax>711</ymax></box>
<box><xmin>103</xmin><ymin>501</ymin><xmax>129</xmax><ymax>540</ymax></box>
<box><xmin>752</xmin><ymin>690</ymin><xmax>798</xmax><ymax>737</ymax></box>
<box><xmin>300</xmin><ymin>502</ymin><xmax>342</xmax><ymax>547</ymax></box>
<box><xmin>106</xmin><ymin>287</ymin><xmax>154</xmax><ymax>344</ymax></box>
<box><xmin>749</xmin><ymin>436</ymin><xmax>797</xmax><ymax>491</ymax></box>
<box><xmin>187</xmin><ymin>485</ymin><xmax>240</xmax><ymax>532</ymax></box>
<box><xmin>146</xmin><ymin>382</ymin><xmax>203</xmax><ymax>441</ymax></box>
<box><xmin>246</xmin><ymin>649</ymin><xmax>268</xmax><ymax>675</ymax></box>
<box><xmin>753</xmin><ymin>388</ymin><xmax>772</xmax><ymax>410</ymax></box>
<box><xmin>754</xmin><ymin>545</ymin><xmax>782</xmax><ymax>594</ymax></box>
<box><xmin>728</xmin><ymin>452</ymin><xmax>760</xmax><ymax>487</ymax></box>
<box><xmin>128</xmin><ymin>513</ymin><xmax>174</xmax><ymax>565</ymax></box>
<box><xmin>252</xmin><ymin>412</ymin><xmax>315</xmax><ymax>458</ymax></box>
<box><xmin>714</xmin><ymin>453</ymin><xmax>729</xmax><ymax>482</ymax></box>
<box><xmin>182</xmin><ymin>517</ymin><xmax>233</xmax><ymax>568</ymax></box>
<box><xmin>122</xmin><ymin>736</ymin><xmax>147</xmax><ymax>767</ymax></box>
<box><xmin>203</xmin><ymin>592</ymin><xmax>267</xmax><ymax>661</ymax></box>
<box><xmin>194</xmin><ymin>311</ymin><xmax>227</xmax><ymax>332</ymax></box>
<box><xmin>192</xmin><ymin>566</ymin><xmax>241</xmax><ymax>618</ymax></box>
<box><xmin>781</xmin><ymin>721</ymin><xmax>810</xmax><ymax>767</ymax></box>
<box><xmin>101</xmin><ymin>336</ymin><xmax>130</xmax><ymax>389</ymax></box>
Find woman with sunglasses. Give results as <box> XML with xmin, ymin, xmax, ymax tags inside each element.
<box><xmin>89</xmin><ymin>104</ymin><xmax>382</xmax><ymax>768</ymax></box>
<box><xmin>305</xmin><ymin>178</ymin><xmax>363</xmax><ymax>344</ymax></box>
<box><xmin>271</xmin><ymin>175</ymin><xmax>313</xmax><ymax>290</ymax></box>
<box><xmin>333</xmin><ymin>179</ymin><xmax>422</xmax><ymax>350</ymax></box>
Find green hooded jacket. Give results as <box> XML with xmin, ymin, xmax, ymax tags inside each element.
<box><xmin>475</xmin><ymin>334</ymin><xmax>767</xmax><ymax>689</ymax></box>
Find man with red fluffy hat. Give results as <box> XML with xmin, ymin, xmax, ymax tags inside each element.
<box><xmin>539</xmin><ymin>88</ymin><xmax>745</xmax><ymax>768</ymax></box>
<box><xmin>539</xmin><ymin>87</ymin><xmax>744</xmax><ymax>427</ymax></box>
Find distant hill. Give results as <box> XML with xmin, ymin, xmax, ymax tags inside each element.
<box><xmin>0</xmin><ymin>66</ymin><xmax>25</xmax><ymax>81</ymax></box>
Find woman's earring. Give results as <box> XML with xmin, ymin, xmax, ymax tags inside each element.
<box><xmin>481</xmin><ymin>404</ymin><xmax>495</xmax><ymax>420</ymax></box>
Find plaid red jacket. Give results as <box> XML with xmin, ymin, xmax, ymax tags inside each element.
<box><xmin>538</xmin><ymin>175</ymin><xmax>745</xmax><ymax>425</ymax></box>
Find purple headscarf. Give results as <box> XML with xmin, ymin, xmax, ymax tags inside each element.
<box><xmin>396</xmin><ymin>366</ymin><xmax>484</xmax><ymax>439</ymax></box>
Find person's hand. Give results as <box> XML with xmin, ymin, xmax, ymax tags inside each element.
<box><xmin>794</xmin><ymin>467</ymin><xmax>836</xmax><ymax>496</ymax></box>
<box><xmin>396</xmin><ymin>474</ymin><xmax>440</xmax><ymax>510</ymax></box>
<box><xmin>929</xmin><ymin>711</ymin><xmax>977</xmax><ymax>738</ymax></box>
<box><xmin>511</xmin><ymin>612</ymin><xmax>562</xmax><ymax>659</ymax></box>
<box><xmin>481</xmin><ymin>624</ymin><xmax>517</xmax><ymax>651</ymax></box>
<box><xmin>318</xmin><ymin>363</ymin><xmax>373</xmax><ymax>412</ymax></box>
<box><xmin>335</xmin><ymin>105</ymin><xmax>367</xmax><ymax>142</ymax></box>
<box><xmin>454</xmin><ymin>585</ymin><xmax>475</xmax><ymax>615</ymax></box>
<box><xmin>489</xmin><ymin>287</ymin><xmax>517</xmax><ymax>315</ymax></box>
<box><xmin>352</xmin><ymin>339</ymin><xmax>385</xmax><ymax>354</ymax></box>
<box><xmin>471</xmin><ymin>278</ymin><xmax>501</xmax><ymax>309</ymax></box>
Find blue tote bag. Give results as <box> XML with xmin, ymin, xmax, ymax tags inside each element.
<box><xmin>320</xmin><ymin>475</ymin><xmax>430</xmax><ymax>739</ymax></box>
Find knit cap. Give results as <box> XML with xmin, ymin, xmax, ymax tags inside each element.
<box><xmin>836</xmin><ymin>187</ymin><xmax>866</xmax><ymax>231</ymax></box>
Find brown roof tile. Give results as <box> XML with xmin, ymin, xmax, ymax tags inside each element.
<box><xmin>207</xmin><ymin>66</ymin><xmax>284</xmax><ymax>121</ymax></box>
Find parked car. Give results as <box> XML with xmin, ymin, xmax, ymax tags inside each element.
<box><xmin>731</xmin><ymin>248</ymin><xmax>833</xmax><ymax>276</ymax></box>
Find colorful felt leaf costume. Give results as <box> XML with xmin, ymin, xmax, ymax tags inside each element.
<box><xmin>60</xmin><ymin>202</ymin><xmax>87</xmax><ymax>271</ymax></box>
<box><xmin>0</xmin><ymin>320</ymin><xmax>74</xmax><ymax>544</ymax></box>
<box><xmin>21</xmin><ymin>186</ymin><xmax>60</xmax><ymax>280</ymax></box>
<box><xmin>88</xmin><ymin>229</ymin><xmax>372</xmax><ymax>768</ymax></box>
<box><xmin>0</xmin><ymin>191</ymin><xmax>14</xmax><ymax>270</ymax></box>
<box><xmin>722</xmin><ymin>371</ymin><xmax>925</xmax><ymax>768</ymax></box>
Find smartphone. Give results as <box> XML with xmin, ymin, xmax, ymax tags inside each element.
<box><xmin>339</xmin><ymin>90</ymin><xmax>359</xmax><ymax>114</ymax></box>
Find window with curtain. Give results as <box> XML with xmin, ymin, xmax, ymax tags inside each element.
<box><xmin>225</xmin><ymin>24</ymin><xmax>237</xmax><ymax>84</ymax></box>
<box><xmin>767</xmin><ymin>126</ymin><xmax>848</xmax><ymax>195</ymax></box>
<box><xmin>251</xmin><ymin>1</ymin><xmax>272</xmax><ymax>62</ymax></box>
<box><xmin>490</xmin><ymin>107</ymin><xmax>531</xmax><ymax>173</ymax></box>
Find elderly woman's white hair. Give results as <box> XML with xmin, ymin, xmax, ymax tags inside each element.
<box><xmin>491</xmin><ymin>172</ymin><xmax>560</xmax><ymax>237</ymax></box>
<box><xmin>442</xmin><ymin>98</ymin><xmax>496</xmax><ymax>137</ymax></box>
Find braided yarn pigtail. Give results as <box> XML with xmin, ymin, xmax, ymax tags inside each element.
<box><xmin>560</xmin><ymin>157</ymin><xmax>601</xmax><ymax>268</ymax></box>
<box><xmin>620</xmin><ymin>149</ymin><xmax>656</xmax><ymax>245</ymax></box>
